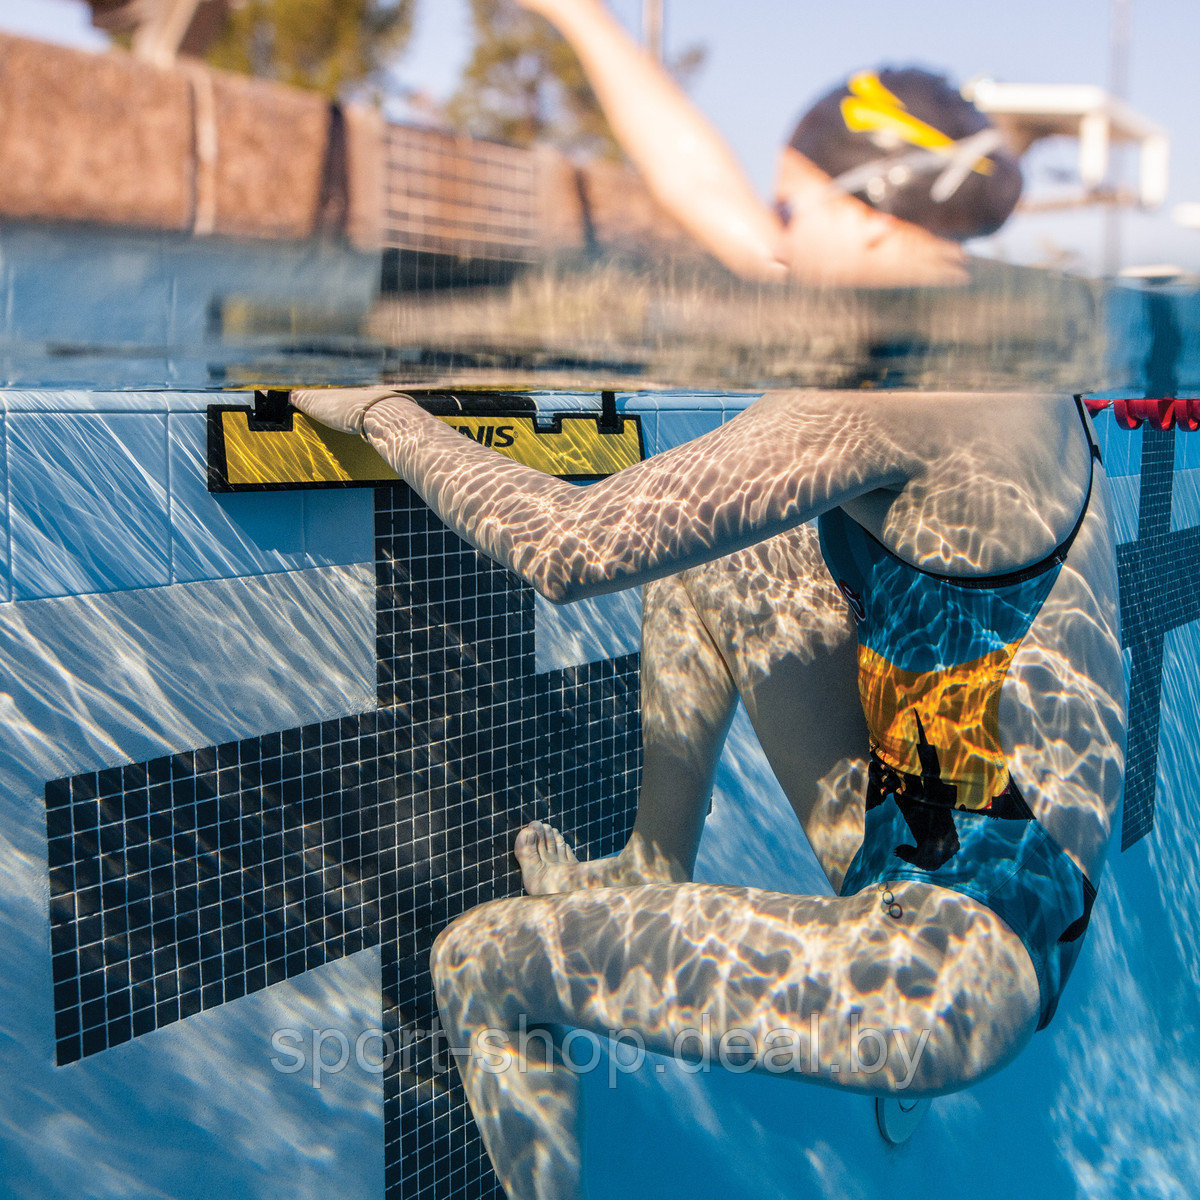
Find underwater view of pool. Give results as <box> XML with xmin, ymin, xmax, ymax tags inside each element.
<box><xmin>1</xmin><ymin>259</ymin><xmax>1199</xmax><ymax>1200</ymax></box>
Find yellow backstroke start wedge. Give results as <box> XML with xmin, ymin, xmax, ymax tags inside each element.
<box><xmin>207</xmin><ymin>390</ymin><xmax>645</xmax><ymax>491</ymax></box>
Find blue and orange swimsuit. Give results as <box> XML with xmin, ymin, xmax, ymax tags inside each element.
<box><xmin>817</xmin><ymin>398</ymin><xmax>1100</xmax><ymax>1029</ymax></box>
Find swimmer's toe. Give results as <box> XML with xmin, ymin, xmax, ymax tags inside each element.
<box><xmin>514</xmin><ymin>820</ymin><xmax>579</xmax><ymax>895</ymax></box>
<box><xmin>514</xmin><ymin>823</ymin><xmax>540</xmax><ymax>859</ymax></box>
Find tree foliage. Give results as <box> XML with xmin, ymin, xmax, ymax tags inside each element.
<box><xmin>204</xmin><ymin>0</ymin><xmax>415</xmax><ymax>97</ymax></box>
<box><xmin>448</xmin><ymin>0</ymin><xmax>704</xmax><ymax>160</ymax></box>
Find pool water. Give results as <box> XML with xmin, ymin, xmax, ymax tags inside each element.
<box><xmin>1</xmin><ymin>273</ymin><xmax>1198</xmax><ymax>1200</ymax></box>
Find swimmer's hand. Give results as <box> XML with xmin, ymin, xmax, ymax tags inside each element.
<box><xmin>290</xmin><ymin>386</ymin><xmax>407</xmax><ymax>436</ymax></box>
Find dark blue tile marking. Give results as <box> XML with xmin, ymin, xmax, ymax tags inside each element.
<box><xmin>1111</xmin><ymin>285</ymin><xmax>1200</xmax><ymax>850</ymax></box>
<box><xmin>45</xmin><ymin>484</ymin><xmax>642</xmax><ymax>1200</ymax></box>
<box><xmin>1115</xmin><ymin>424</ymin><xmax>1200</xmax><ymax>849</ymax></box>
<box><xmin>375</xmin><ymin>491</ymin><xmax>640</xmax><ymax>1200</ymax></box>
<box><xmin>45</xmin><ymin>739</ymin><xmax>377</xmax><ymax>1057</ymax></box>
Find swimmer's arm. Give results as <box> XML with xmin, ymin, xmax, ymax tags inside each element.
<box><xmin>517</xmin><ymin>0</ymin><xmax>785</xmax><ymax>281</ymax></box>
<box><xmin>296</xmin><ymin>389</ymin><xmax>918</xmax><ymax>604</ymax></box>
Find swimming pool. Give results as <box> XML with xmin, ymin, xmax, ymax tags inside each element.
<box><xmin>1</xmin><ymin>282</ymin><xmax>1198</xmax><ymax>1199</ymax></box>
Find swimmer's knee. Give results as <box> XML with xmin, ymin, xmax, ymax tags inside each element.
<box><xmin>429</xmin><ymin>907</ymin><xmax>481</xmax><ymax>979</ymax></box>
<box><xmin>430</xmin><ymin>897</ymin><xmax>518</xmax><ymax>978</ymax></box>
<box><xmin>906</xmin><ymin>1014</ymin><xmax>1035</xmax><ymax>1095</ymax></box>
<box><xmin>886</xmin><ymin>983</ymin><xmax>1038</xmax><ymax>1094</ymax></box>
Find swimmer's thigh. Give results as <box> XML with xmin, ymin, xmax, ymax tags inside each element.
<box><xmin>679</xmin><ymin>525</ymin><xmax>869</xmax><ymax>889</ymax></box>
<box><xmin>633</xmin><ymin>572</ymin><xmax>739</xmax><ymax>872</ymax></box>
<box><xmin>432</xmin><ymin>878</ymin><xmax>1040</xmax><ymax>1095</ymax></box>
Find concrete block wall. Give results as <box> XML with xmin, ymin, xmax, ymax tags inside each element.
<box><xmin>0</xmin><ymin>32</ymin><xmax>380</xmax><ymax>246</ymax></box>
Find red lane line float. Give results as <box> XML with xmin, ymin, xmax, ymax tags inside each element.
<box><xmin>1083</xmin><ymin>397</ymin><xmax>1200</xmax><ymax>431</ymax></box>
<box><xmin>1177</xmin><ymin>399</ymin><xmax>1200</xmax><ymax>433</ymax></box>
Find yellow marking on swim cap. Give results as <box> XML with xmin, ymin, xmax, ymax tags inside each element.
<box><xmin>840</xmin><ymin>71</ymin><xmax>993</xmax><ymax>176</ymax></box>
<box><xmin>846</xmin><ymin>70</ymin><xmax>907</xmax><ymax>112</ymax></box>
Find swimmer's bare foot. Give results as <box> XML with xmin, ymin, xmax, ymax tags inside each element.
<box><xmin>515</xmin><ymin>820</ymin><xmax>580</xmax><ymax>895</ymax></box>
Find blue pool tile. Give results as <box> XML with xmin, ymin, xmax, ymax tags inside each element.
<box><xmin>632</xmin><ymin>390</ymin><xmax>733</xmax><ymax>411</ymax></box>
<box><xmin>1172</xmin><ymin>468</ymin><xmax>1200</xmax><ymax>534</ymax></box>
<box><xmin>722</xmin><ymin>394</ymin><xmax>758</xmax><ymax>421</ymax></box>
<box><xmin>1159</xmin><ymin>619</ymin><xmax>1200</xmax><ymax>817</ymax></box>
<box><xmin>161</xmin><ymin>391</ymin><xmax>225</xmax><ymax>413</ymax></box>
<box><xmin>1099</xmin><ymin>416</ymin><xmax>1144</xmax><ymax>479</ymax></box>
<box><xmin>617</xmin><ymin>394</ymin><xmax>660</xmax><ymax>457</ymax></box>
<box><xmin>534</xmin><ymin>588</ymin><xmax>642</xmax><ymax>673</ymax></box>
<box><xmin>168</xmin><ymin>413</ymin><xmax>307</xmax><ymax>584</ymax></box>
<box><xmin>654</xmin><ymin>408</ymin><xmax>724</xmax><ymax>452</ymax></box>
<box><xmin>1088</xmin><ymin>409</ymin><xmax>1111</xmax><ymax>471</ymax></box>
<box><xmin>0</xmin><ymin>415</ymin><xmax>8</xmax><ymax>603</ymax></box>
<box><xmin>1174</xmin><ymin>419</ymin><xmax>1200</xmax><ymax>472</ymax></box>
<box><xmin>1</xmin><ymin>390</ymin><xmax>105</xmax><ymax>412</ymax></box>
<box><xmin>8</xmin><ymin>413</ymin><xmax>170</xmax><ymax>600</ymax></box>
<box><xmin>304</xmin><ymin>488</ymin><xmax>375</xmax><ymax>567</ymax></box>
<box><xmin>0</xmin><ymin>390</ymin><xmax>195</xmax><ymax>414</ymax></box>
<box><xmin>1107</xmin><ymin>474</ymin><xmax>1140</xmax><ymax>547</ymax></box>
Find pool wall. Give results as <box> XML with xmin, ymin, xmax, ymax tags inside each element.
<box><xmin>0</xmin><ymin>385</ymin><xmax>654</xmax><ymax>1199</ymax></box>
<box><xmin>0</xmin><ymin>221</ymin><xmax>380</xmax><ymax>390</ymax></box>
<box><xmin>1</xmin><ymin>374</ymin><xmax>1199</xmax><ymax>1199</ymax></box>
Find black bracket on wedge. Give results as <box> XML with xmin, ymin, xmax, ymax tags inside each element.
<box><xmin>250</xmin><ymin>389</ymin><xmax>295</xmax><ymax>431</ymax></box>
<box><xmin>598</xmin><ymin>389</ymin><xmax>621</xmax><ymax>434</ymax></box>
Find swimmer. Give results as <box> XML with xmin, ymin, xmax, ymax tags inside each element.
<box><xmin>514</xmin><ymin>0</ymin><xmax>1024</xmax><ymax>287</ymax></box>
<box><xmin>295</xmin><ymin>384</ymin><xmax>1126</xmax><ymax>1200</ymax></box>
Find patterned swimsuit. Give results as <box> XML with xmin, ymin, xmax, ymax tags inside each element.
<box><xmin>817</xmin><ymin>398</ymin><xmax>1100</xmax><ymax>1029</ymax></box>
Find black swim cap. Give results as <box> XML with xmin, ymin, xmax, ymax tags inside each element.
<box><xmin>789</xmin><ymin>68</ymin><xmax>1022</xmax><ymax>240</ymax></box>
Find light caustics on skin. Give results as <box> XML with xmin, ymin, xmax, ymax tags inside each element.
<box><xmin>517</xmin><ymin>528</ymin><xmax>870</xmax><ymax>898</ymax></box>
<box><xmin>293</xmin><ymin>387</ymin><xmax>1126</xmax><ymax>1200</ymax></box>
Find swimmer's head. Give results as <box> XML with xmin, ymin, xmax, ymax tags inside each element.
<box><xmin>785</xmin><ymin>68</ymin><xmax>1022</xmax><ymax>241</ymax></box>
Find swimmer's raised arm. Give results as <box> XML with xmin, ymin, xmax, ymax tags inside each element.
<box><xmin>517</xmin><ymin>0</ymin><xmax>785</xmax><ymax>280</ymax></box>
<box><xmin>295</xmin><ymin>388</ymin><xmax>921</xmax><ymax>603</ymax></box>
<box><xmin>517</xmin><ymin>0</ymin><xmax>969</xmax><ymax>287</ymax></box>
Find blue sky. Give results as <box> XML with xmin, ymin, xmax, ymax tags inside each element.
<box><xmin>5</xmin><ymin>0</ymin><xmax>1199</xmax><ymax>272</ymax></box>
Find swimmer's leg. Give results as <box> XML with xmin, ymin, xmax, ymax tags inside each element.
<box><xmin>680</xmin><ymin>526</ymin><xmax>871</xmax><ymax>891</ymax></box>
<box><xmin>432</xmin><ymin>880</ymin><xmax>1041</xmax><ymax>1200</ymax></box>
<box><xmin>519</xmin><ymin>525</ymin><xmax>868</xmax><ymax>896</ymax></box>
<box><xmin>517</xmin><ymin>572</ymin><xmax>737</xmax><ymax>894</ymax></box>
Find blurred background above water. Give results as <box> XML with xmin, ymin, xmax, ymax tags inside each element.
<box><xmin>1</xmin><ymin>0</ymin><xmax>1197</xmax><ymax>394</ymax></box>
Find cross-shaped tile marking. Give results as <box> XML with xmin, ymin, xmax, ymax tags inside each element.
<box><xmin>45</xmin><ymin>484</ymin><xmax>642</xmax><ymax>1200</ymax></box>
<box><xmin>1115</xmin><ymin>423</ymin><xmax>1200</xmax><ymax>848</ymax></box>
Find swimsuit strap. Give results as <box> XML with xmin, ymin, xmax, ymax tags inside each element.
<box><xmin>854</xmin><ymin>396</ymin><xmax>1100</xmax><ymax>591</ymax></box>
<box><xmin>1073</xmin><ymin>392</ymin><xmax>1104</xmax><ymax>466</ymax></box>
